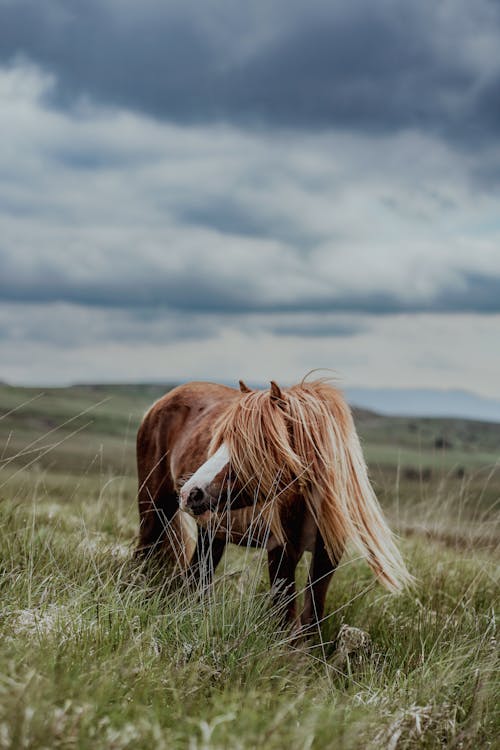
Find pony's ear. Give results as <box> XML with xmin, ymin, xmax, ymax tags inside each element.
<box><xmin>239</xmin><ymin>379</ymin><xmax>252</xmax><ymax>393</ymax></box>
<box><xmin>269</xmin><ymin>380</ymin><xmax>285</xmax><ymax>406</ymax></box>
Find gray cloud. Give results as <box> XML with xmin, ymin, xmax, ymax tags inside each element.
<box><xmin>176</xmin><ymin>196</ymin><xmax>323</xmax><ymax>248</ymax></box>
<box><xmin>269</xmin><ymin>320</ymin><xmax>366</xmax><ymax>338</ymax></box>
<box><xmin>0</xmin><ymin>263</ymin><xmax>248</xmax><ymax>313</ymax></box>
<box><xmin>0</xmin><ymin>0</ymin><xmax>499</xmax><ymax>147</ymax></box>
<box><xmin>1</xmin><ymin>60</ymin><xmax>499</xmax><ymax>328</ymax></box>
<box><xmin>0</xmin><ymin>302</ymin><xmax>219</xmax><ymax>349</ymax></box>
<box><xmin>0</xmin><ymin>304</ymin><xmax>368</xmax><ymax>354</ymax></box>
<box><xmin>437</xmin><ymin>272</ymin><xmax>500</xmax><ymax>314</ymax></box>
<box><xmin>1</xmin><ymin>246</ymin><xmax>500</xmax><ymax>316</ymax></box>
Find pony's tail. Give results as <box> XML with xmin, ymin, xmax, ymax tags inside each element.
<box><xmin>305</xmin><ymin>405</ymin><xmax>413</xmax><ymax>592</ymax></box>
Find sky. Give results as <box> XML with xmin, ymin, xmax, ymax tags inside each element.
<box><xmin>1</xmin><ymin>0</ymin><xmax>500</xmax><ymax>399</ymax></box>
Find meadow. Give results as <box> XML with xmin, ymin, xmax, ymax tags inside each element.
<box><xmin>0</xmin><ymin>383</ymin><xmax>498</xmax><ymax>749</ymax></box>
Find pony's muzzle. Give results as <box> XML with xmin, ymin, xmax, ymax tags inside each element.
<box><xmin>181</xmin><ymin>486</ymin><xmax>212</xmax><ymax>516</ymax></box>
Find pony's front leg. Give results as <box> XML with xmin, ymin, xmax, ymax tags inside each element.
<box><xmin>300</xmin><ymin>530</ymin><xmax>341</xmax><ymax>634</ymax></box>
<box><xmin>187</xmin><ymin>527</ymin><xmax>226</xmax><ymax>590</ymax></box>
<box><xmin>267</xmin><ymin>546</ymin><xmax>299</xmax><ymax>626</ymax></box>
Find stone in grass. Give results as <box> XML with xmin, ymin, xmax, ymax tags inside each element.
<box><xmin>375</xmin><ymin>704</ymin><xmax>456</xmax><ymax>750</ymax></box>
<box><xmin>331</xmin><ymin>624</ymin><xmax>372</xmax><ymax>671</ymax></box>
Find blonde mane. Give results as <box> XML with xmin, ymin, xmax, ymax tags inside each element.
<box><xmin>210</xmin><ymin>380</ymin><xmax>412</xmax><ymax>591</ymax></box>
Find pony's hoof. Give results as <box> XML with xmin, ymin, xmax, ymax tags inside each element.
<box><xmin>290</xmin><ymin>619</ymin><xmax>317</xmax><ymax>644</ymax></box>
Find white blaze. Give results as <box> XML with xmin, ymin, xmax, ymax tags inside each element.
<box><xmin>179</xmin><ymin>444</ymin><xmax>229</xmax><ymax>510</ymax></box>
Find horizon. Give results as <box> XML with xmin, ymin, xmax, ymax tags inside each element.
<box><xmin>3</xmin><ymin>377</ymin><xmax>500</xmax><ymax>423</ymax></box>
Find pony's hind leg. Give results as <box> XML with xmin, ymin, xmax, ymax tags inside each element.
<box><xmin>300</xmin><ymin>530</ymin><xmax>342</xmax><ymax>633</ymax></box>
<box><xmin>267</xmin><ymin>546</ymin><xmax>300</xmax><ymax>626</ymax></box>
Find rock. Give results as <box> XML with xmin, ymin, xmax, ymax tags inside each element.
<box><xmin>331</xmin><ymin>624</ymin><xmax>372</xmax><ymax>670</ymax></box>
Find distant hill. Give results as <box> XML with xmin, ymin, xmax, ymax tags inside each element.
<box><xmin>1</xmin><ymin>382</ymin><xmax>500</xmax><ymax>479</ymax></box>
<box><xmin>2</xmin><ymin>379</ymin><xmax>499</xmax><ymax>423</ymax></box>
<box><xmin>345</xmin><ymin>387</ymin><xmax>500</xmax><ymax>423</ymax></box>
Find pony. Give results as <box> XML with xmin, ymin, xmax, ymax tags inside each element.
<box><xmin>136</xmin><ymin>379</ymin><xmax>411</xmax><ymax>631</ymax></box>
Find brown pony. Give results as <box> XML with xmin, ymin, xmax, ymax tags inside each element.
<box><xmin>136</xmin><ymin>379</ymin><xmax>411</xmax><ymax>630</ymax></box>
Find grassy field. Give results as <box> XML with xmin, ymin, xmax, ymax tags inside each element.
<box><xmin>0</xmin><ymin>383</ymin><xmax>499</xmax><ymax>749</ymax></box>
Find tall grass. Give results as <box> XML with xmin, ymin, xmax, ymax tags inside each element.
<box><xmin>0</xmin><ymin>464</ymin><xmax>498</xmax><ymax>749</ymax></box>
<box><xmin>0</xmin><ymin>393</ymin><xmax>498</xmax><ymax>748</ymax></box>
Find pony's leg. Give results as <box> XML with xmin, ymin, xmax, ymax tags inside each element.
<box><xmin>187</xmin><ymin>528</ymin><xmax>226</xmax><ymax>589</ymax></box>
<box><xmin>267</xmin><ymin>546</ymin><xmax>299</xmax><ymax>625</ymax></box>
<box><xmin>137</xmin><ymin>483</ymin><xmax>180</xmax><ymax>559</ymax></box>
<box><xmin>300</xmin><ymin>530</ymin><xmax>341</xmax><ymax>632</ymax></box>
<box><xmin>136</xmin><ymin>415</ymin><xmax>186</xmax><ymax>559</ymax></box>
<box><xmin>136</xmin><ymin>446</ymin><xmax>180</xmax><ymax>559</ymax></box>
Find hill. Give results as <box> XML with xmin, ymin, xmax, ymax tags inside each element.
<box><xmin>346</xmin><ymin>386</ymin><xmax>500</xmax><ymax>422</ymax></box>
<box><xmin>1</xmin><ymin>381</ymin><xmax>499</xmax><ymax>476</ymax></box>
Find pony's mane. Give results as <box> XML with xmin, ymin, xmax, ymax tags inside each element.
<box><xmin>210</xmin><ymin>380</ymin><xmax>412</xmax><ymax>591</ymax></box>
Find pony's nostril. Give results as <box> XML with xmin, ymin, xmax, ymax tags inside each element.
<box><xmin>188</xmin><ymin>487</ymin><xmax>204</xmax><ymax>506</ymax></box>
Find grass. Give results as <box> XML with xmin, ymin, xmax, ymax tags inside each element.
<box><xmin>0</xmin><ymin>385</ymin><xmax>499</xmax><ymax>748</ymax></box>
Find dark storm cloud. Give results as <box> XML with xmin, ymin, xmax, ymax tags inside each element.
<box><xmin>178</xmin><ymin>200</ymin><xmax>278</xmax><ymax>240</ymax></box>
<box><xmin>1</xmin><ymin>254</ymin><xmax>500</xmax><ymax>316</ymax></box>
<box><xmin>0</xmin><ymin>264</ymin><xmax>250</xmax><ymax>312</ymax></box>
<box><xmin>177</xmin><ymin>197</ymin><xmax>322</xmax><ymax>248</ymax></box>
<box><xmin>269</xmin><ymin>320</ymin><xmax>366</xmax><ymax>338</ymax></box>
<box><xmin>0</xmin><ymin>303</ymin><xmax>219</xmax><ymax>348</ymax></box>
<box><xmin>48</xmin><ymin>143</ymin><xmax>153</xmax><ymax>171</ymax></box>
<box><xmin>437</xmin><ymin>272</ymin><xmax>500</xmax><ymax>314</ymax></box>
<box><xmin>0</xmin><ymin>0</ymin><xmax>499</xmax><ymax>145</ymax></box>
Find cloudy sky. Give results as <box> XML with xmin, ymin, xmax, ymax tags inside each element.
<box><xmin>1</xmin><ymin>0</ymin><xmax>499</xmax><ymax>396</ymax></box>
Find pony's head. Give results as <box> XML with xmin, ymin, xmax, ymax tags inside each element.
<box><xmin>178</xmin><ymin>379</ymin><xmax>264</xmax><ymax>519</ymax></box>
<box><xmin>178</xmin><ymin>442</ymin><xmax>237</xmax><ymax>518</ymax></box>
<box><xmin>177</xmin><ymin>379</ymin><xmax>325</xmax><ymax>530</ymax></box>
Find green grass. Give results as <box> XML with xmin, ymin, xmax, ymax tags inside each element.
<box><xmin>0</xmin><ymin>385</ymin><xmax>499</xmax><ymax>748</ymax></box>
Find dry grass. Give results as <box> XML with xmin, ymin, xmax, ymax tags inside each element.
<box><xmin>0</xmin><ymin>388</ymin><xmax>498</xmax><ymax>748</ymax></box>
